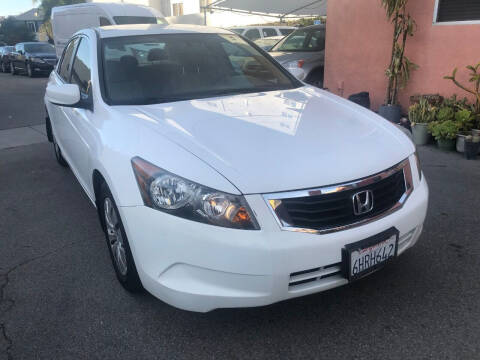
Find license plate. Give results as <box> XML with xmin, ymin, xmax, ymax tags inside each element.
<box><xmin>343</xmin><ymin>228</ymin><xmax>399</xmax><ymax>281</ymax></box>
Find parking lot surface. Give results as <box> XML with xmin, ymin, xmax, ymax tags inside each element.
<box><xmin>1</xmin><ymin>71</ymin><xmax>480</xmax><ymax>359</ymax></box>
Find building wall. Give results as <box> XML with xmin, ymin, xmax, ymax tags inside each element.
<box><xmin>324</xmin><ymin>0</ymin><xmax>480</xmax><ymax>112</ymax></box>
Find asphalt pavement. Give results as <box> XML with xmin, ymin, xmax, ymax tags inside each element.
<box><xmin>1</xmin><ymin>71</ymin><xmax>480</xmax><ymax>359</ymax></box>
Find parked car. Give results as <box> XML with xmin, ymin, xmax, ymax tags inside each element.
<box><xmin>10</xmin><ymin>42</ymin><xmax>57</xmax><ymax>77</ymax></box>
<box><xmin>230</xmin><ymin>26</ymin><xmax>295</xmax><ymax>41</ymax></box>
<box><xmin>44</xmin><ymin>24</ymin><xmax>428</xmax><ymax>312</ymax></box>
<box><xmin>52</xmin><ymin>2</ymin><xmax>167</xmax><ymax>58</ymax></box>
<box><xmin>0</xmin><ymin>46</ymin><xmax>14</xmax><ymax>73</ymax></box>
<box><xmin>269</xmin><ymin>24</ymin><xmax>326</xmax><ymax>87</ymax></box>
<box><xmin>254</xmin><ymin>35</ymin><xmax>284</xmax><ymax>51</ymax></box>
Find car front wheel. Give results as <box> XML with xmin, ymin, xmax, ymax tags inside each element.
<box><xmin>99</xmin><ymin>182</ymin><xmax>143</xmax><ymax>292</ymax></box>
<box><xmin>52</xmin><ymin>134</ymin><xmax>68</xmax><ymax>167</ymax></box>
<box><xmin>27</xmin><ymin>62</ymin><xmax>34</xmax><ymax>77</ymax></box>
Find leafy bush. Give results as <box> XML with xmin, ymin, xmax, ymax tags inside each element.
<box><xmin>436</xmin><ymin>107</ymin><xmax>455</xmax><ymax>122</ymax></box>
<box><xmin>429</xmin><ymin>120</ymin><xmax>460</xmax><ymax>141</ymax></box>
<box><xmin>455</xmin><ymin>109</ymin><xmax>474</xmax><ymax>131</ymax></box>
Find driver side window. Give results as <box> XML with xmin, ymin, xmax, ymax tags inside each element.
<box><xmin>58</xmin><ymin>38</ymin><xmax>79</xmax><ymax>82</ymax></box>
<box><xmin>70</xmin><ymin>38</ymin><xmax>91</xmax><ymax>97</ymax></box>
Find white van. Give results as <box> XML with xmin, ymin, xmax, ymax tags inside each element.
<box><xmin>229</xmin><ymin>26</ymin><xmax>295</xmax><ymax>41</ymax></box>
<box><xmin>51</xmin><ymin>2</ymin><xmax>167</xmax><ymax>58</ymax></box>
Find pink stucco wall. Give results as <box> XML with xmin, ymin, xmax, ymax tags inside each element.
<box><xmin>324</xmin><ymin>0</ymin><xmax>480</xmax><ymax>113</ymax></box>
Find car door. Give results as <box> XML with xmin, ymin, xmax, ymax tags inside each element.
<box><xmin>13</xmin><ymin>44</ymin><xmax>23</xmax><ymax>69</ymax></box>
<box><xmin>59</xmin><ymin>36</ymin><xmax>94</xmax><ymax>192</ymax></box>
<box><xmin>49</xmin><ymin>37</ymin><xmax>79</xmax><ymax>166</ymax></box>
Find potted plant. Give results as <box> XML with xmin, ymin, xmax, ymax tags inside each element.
<box><xmin>429</xmin><ymin>120</ymin><xmax>460</xmax><ymax>151</ymax></box>
<box><xmin>408</xmin><ymin>98</ymin><xmax>436</xmax><ymax>145</ymax></box>
<box><xmin>453</xmin><ymin>109</ymin><xmax>474</xmax><ymax>152</ymax></box>
<box><xmin>444</xmin><ymin>63</ymin><xmax>480</xmax><ymax>135</ymax></box>
<box><xmin>378</xmin><ymin>0</ymin><xmax>417</xmax><ymax>123</ymax></box>
<box><xmin>464</xmin><ymin>135</ymin><xmax>480</xmax><ymax>160</ymax></box>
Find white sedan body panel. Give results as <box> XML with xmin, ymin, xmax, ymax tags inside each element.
<box><xmin>44</xmin><ymin>25</ymin><xmax>428</xmax><ymax>312</ymax></box>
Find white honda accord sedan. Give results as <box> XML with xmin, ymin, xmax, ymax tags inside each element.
<box><xmin>44</xmin><ymin>24</ymin><xmax>428</xmax><ymax>312</ymax></box>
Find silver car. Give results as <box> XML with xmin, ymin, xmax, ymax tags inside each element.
<box><xmin>269</xmin><ymin>24</ymin><xmax>325</xmax><ymax>87</ymax></box>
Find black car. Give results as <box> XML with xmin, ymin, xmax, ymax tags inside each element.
<box><xmin>10</xmin><ymin>42</ymin><xmax>57</xmax><ymax>77</ymax></box>
<box><xmin>0</xmin><ymin>46</ymin><xmax>15</xmax><ymax>73</ymax></box>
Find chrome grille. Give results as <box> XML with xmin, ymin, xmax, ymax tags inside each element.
<box><xmin>264</xmin><ymin>159</ymin><xmax>413</xmax><ymax>234</ymax></box>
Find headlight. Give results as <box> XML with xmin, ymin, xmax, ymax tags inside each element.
<box><xmin>131</xmin><ymin>157</ymin><xmax>260</xmax><ymax>230</ymax></box>
<box><xmin>413</xmin><ymin>151</ymin><xmax>422</xmax><ymax>181</ymax></box>
<box><xmin>31</xmin><ymin>57</ymin><xmax>44</xmax><ymax>63</ymax></box>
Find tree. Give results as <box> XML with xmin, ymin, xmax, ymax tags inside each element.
<box><xmin>0</xmin><ymin>17</ymin><xmax>36</xmax><ymax>45</ymax></box>
<box><xmin>34</xmin><ymin>0</ymin><xmax>86</xmax><ymax>20</ymax></box>
<box><xmin>33</xmin><ymin>0</ymin><xmax>86</xmax><ymax>42</ymax></box>
<box><xmin>381</xmin><ymin>0</ymin><xmax>417</xmax><ymax>106</ymax></box>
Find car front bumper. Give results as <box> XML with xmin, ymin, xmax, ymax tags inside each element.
<box><xmin>31</xmin><ymin>62</ymin><xmax>54</xmax><ymax>72</ymax></box>
<box><xmin>119</xmin><ymin>176</ymin><xmax>428</xmax><ymax>312</ymax></box>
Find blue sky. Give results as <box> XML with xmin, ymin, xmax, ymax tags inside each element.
<box><xmin>0</xmin><ymin>0</ymin><xmax>36</xmax><ymax>17</ymax></box>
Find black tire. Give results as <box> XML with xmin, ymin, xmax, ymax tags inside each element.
<box><xmin>27</xmin><ymin>62</ymin><xmax>34</xmax><ymax>77</ymax></box>
<box><xmin>99</xmin><ymin>182</ymin><xmax>143</xmax><ymax>292</ymax></box>
<box><xmin>52</xmin><ymin>134</ymin><xmax>68</xmax><ymax>167</ymax></box>
<box><xmin>10</xmin><ymin>62</ymin><xmax>16</xmax><ymax>75</ymax></box>
<box><xmin>305</xmin><ymin>68</ymin><xmax>324</xmax><ymax>88</ymax></box>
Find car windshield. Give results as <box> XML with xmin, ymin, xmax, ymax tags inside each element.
<box><xmin>24</xmin><ymin>43</ymin><xmax>55</xmax><ymax>53</ymax></box>
<box><xmin>102</xmin><ymin>33</ymin><xmax>298</xmax><ymax>105</ymax></box>
<box><xmin>271</xmin><ymin>28</ymin><xmax>325</xmax><ymax>52</ymax></box>
<box><xmin>113</xmin><ymin>16</ymin><xmax>167</xmax><ymax>25</ymax></box>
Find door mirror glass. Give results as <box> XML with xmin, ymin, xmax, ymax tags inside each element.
<box><xmin>46</xmin><ymin>83</ymin><xmax>81</xmax><ymax>106</ymax></box>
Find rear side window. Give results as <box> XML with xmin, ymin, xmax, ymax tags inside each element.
<box><xmin>99</xmin><ymin>17</ymin><xmax>112</xmax><ymax>26</ymax></box>
<box><xmin>230</xmin><ymin>28</ymin><xmax>244</xmax><ymax>34</ymax></box>
<box><xmin>58</xmin><ymin>38</ymin><xmax>79</xmax><ymax>81</ymax></box>
<box><xmin>113</xmin><ymin>16</ymin><xmax>166</xmax><ymax>25</ymax></box>
<box><xmin>70</xmin><ymin>38</ymin><xmax>91</xmax><ymax>97</ymax></box>
<box><xmin>244</xmin><ymin>29</ymin><xmax>261</xmax><ymax>40</ymax></box>
<box><xmin>263</xmin><ymin>28</ymin><xmax>277</xmax><ymax>37</ymax></box>
<box><xmin>280</xmin><ymin>28</ymin><xmax>294</xmax><ymax>36</ymax></box>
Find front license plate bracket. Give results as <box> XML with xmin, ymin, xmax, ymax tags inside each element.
<box><xmin>342</xmin><ymin>227</ymin><xmax>399</xmax><ymax>282</ymax></box>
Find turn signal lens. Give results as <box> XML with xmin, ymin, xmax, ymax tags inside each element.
<box><xmin>297</xmin><ymin>59</ymin><xmax>305</xmax><ymax>68</ymax></box>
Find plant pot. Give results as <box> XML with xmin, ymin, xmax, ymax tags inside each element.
<box><xmin>378</xmin><ymin>104</ymin><xmax>402</xmax><ymax>123</ymax></box>
<box><xmin>464</xmin><ymin>141</ymin><xmax>480</xmax><ymax>160</ymax></box>
<box><xmin>456</xmin><ymin>133</ymin><xmax>470</xmax><ymax>153</ymax></box>
<box><xmin>412</xmin><ymin>123</ymin><xmax>430</xmax><ymax>145</ymax></box>
<box><xmin>437</xmin><ymin>138</ymin><xmax>456</xmax><ymax>151</ymax></box>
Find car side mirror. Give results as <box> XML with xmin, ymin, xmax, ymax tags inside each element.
<box><xmin>46</xmin><ymin>83</ymin><xmax>94</xmax><ymax>111</ymax></box>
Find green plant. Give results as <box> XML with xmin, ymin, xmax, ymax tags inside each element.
<box><xmin>436</xmin><ymin>107</ymin><xmax>455</xmax><ymax>122</ymax></box>
<box><xmin>381</xmin><ymin>0</ymin><xmax>418</xmax><ymax>106</ymax></box>
<box><xmin>429</xmin><ymin>120</ymin><xmax>460</xmax><ymax>141</ymax></box>
<box><xmin>444</xmin><ymin>63</ymin><xmax>480</xmax><ymax>126</ymax></box>
<box><xmin>408</xmin><ymin>98</ymin><xmax>436</xmax><ymax>125</ymax></box>
<box><xmin>455</xmin><ymin>109</ymin><xmax>474</xmax><ymax>131</ymax></box>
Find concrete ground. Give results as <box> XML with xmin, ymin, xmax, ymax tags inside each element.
<box><xmin>1</xmin><ymin>72</ymin><xmax>480</xmax><ymax>359</ymax></box>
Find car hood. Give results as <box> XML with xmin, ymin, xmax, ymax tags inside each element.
<box><xmin>127</xmin><ymin>87</ymin><xmax>414</xmax><ymax>194</ymax></box>
<box><xmin>269</xmin><ymin>51</ymin><xmax>322</xmax><ymax>64</ymax></box>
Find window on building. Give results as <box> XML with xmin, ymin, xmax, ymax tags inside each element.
<box><xmin>172</xmin><ymin>3</ymin><xmax>184</xmax><ymax>16</ymax></box>
<box><xmin>436</xmin><ymin>0</ymin><xmax>480</xmax><ymax>23</ymax></box>
<box><xmin>262</xmin><ymin>28</ymin><xmax>277</xmax><ymax>37</ymax></box>
<box><xmin>26</xmin><ymin>21</ymin><xmax>37</xmax><ymax>33</ymax></box>
<box><xmin>244</xmin><ymin>29</ymin><xmax>261</xmax><ymax>40</ymax></box>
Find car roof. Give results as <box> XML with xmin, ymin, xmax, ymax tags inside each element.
<box><xmin>230</xmin><ymin>26</ymin><xmax>294</xmax><ymax>29</ymax></box>
<box><xmin>52</xmin><ymin>2</ymin><xmax>157</xmax><ymax>15</ymax></box>
<box><xmin>95</xmin><ymin>24</ymin><xmax>232</xmax><ymax>38</ymax></box>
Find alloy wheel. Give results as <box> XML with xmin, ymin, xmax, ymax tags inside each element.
<box><xmin>104</xmin><ymin>197</ymin><xmax>128</xmax><ymax>276</ymax></box>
